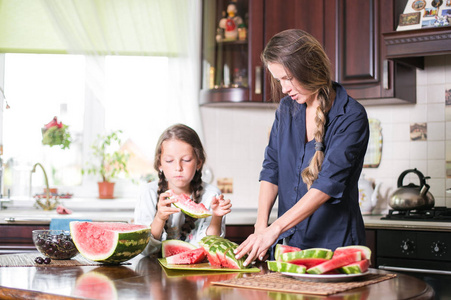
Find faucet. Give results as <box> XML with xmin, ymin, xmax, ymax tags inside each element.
<box><xmin>30</xmin><ymin>163</ymin><xmax>59</xmax><ymax>210</ymax></box>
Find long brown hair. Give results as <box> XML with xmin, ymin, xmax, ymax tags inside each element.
<box><xmin>261</xmin><ymin>29</ymin><xmax>333</xmax><ymax>189</ymax></box>
<box><xmin>154</xmin><ymin>123</ymin><xmax>206</xmax><ymax>240</ymax></box>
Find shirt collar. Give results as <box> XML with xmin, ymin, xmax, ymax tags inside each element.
<box><xmin>327</xmin><ymin>82</ymin><xmax>348</xmax><ymax>125</ymax></box>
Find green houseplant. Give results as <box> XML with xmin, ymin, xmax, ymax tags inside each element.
<box><xmin>82</xmin><ymin>130</ymin><xmax>130</xmax><ymax>199</ymax></box>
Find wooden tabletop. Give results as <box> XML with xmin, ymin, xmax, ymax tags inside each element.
<box><xmin>0</xmin><ymin>253</ymin><xmax>435</xmax><ymax>300</ymax></box>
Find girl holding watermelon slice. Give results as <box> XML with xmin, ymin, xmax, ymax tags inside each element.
<box><xmin>134</xmin><ymin>124</ymin><xmax>232</xmax><ymax>256</ymax></box>
<box><xmin>234</xmin><ymin>29</ymin><xmax>369</xmax><ymax>267</ymax></box>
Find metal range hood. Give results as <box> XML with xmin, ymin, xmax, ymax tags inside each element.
<box><xmin>383</xmin><ymin>26</ymin><xmax>451</xmax><ymax>69</ymax></box>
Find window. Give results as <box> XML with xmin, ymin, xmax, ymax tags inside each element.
<box><xmin>2</xmin><ymin>53</ymin><xmax>174</xmax><ymax>199</ymax></box>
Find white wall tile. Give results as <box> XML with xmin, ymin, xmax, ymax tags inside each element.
<box><xmin>428</xmin><ymin>141</ymin><xmax>445</xmax><ymax>160</ymax></box>
<box><xmin>427</xmin><ymin>121</ymin><xmax>445</xmax><ymax>141</ymax></box>
<box><xmin>427</xmin><ymin>103</ymin><xmax>445</xmax><ymax>122</ymax></box>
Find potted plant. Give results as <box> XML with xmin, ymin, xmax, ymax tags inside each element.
<box><xmin>82</xmin><ymin>130</ymin><xmax>130</xmax><ymax>199</ymax></box>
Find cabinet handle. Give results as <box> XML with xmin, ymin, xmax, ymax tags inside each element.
<box><xmin>379</xmin><ymin>265</ymin><xmax>451</xmax><ymax>275</ymax></box>
<box><xmin>255</xmin><ymin>66</ymin><xmax>262</xmax><ymax>94</ymax></box>
<box><xmin>383</xmin><ymin>60</ymin><xmax>389</xmax><ymax>90</ymax></box>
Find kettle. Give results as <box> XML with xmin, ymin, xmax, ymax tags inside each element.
<box><xmin>389</xmin><ymin>168</ymin><xmax>435</xmax><ymax>210</ymax></box>
<box><xmin>358</xmin><ymin>174</ymin><xmax>381</xmax><ymax>215</ymax></box>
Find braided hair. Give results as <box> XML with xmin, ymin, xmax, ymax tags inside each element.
<box><xmin>261</xmin><ymin>29</ymin><xmax>333</xmax><ymax>189</ymax></box>
<box><xmin>154</xmin><ymin>124</ymin><xmax>206</xmax><ymax>240</ymax></box>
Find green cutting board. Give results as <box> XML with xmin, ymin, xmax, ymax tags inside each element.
<box><xmin>158</xmin><ymin>258</ymin><xmax>260</xmax><ymax>273</ymax></box>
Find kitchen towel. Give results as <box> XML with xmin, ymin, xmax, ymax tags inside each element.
<box><xmin>212</xmin><ymin>272</ymin><xmax>397</xmax><ymax>296</ymax></box>
<box><xmin>50</xmin><ymin>218</ymin><xmax>91</xmax><ymax>231</ymax></box>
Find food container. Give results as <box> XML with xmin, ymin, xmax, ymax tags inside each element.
<box><xmin>32</xmin><ymin>230</ymin><xmax>79</xmax><ymax>260</ymax></box>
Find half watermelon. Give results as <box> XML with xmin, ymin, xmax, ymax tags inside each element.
<box><xmin>70</xmin><ymin>221</ymin><xmax>151</xmax><ymax>264</ymax></box>
<box><xmin>167</xmin><ymin>190</ymin><xmax>212</xmax><ymax>218</ymax></box>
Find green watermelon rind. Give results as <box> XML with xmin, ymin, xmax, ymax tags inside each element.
<box><xmin>274</xmin><ymin>244</ymin><xmax>301</xmax><ymax>261</ymax></box>
<box><xmin>338</xmin><ymin>259</ymin><xmax>370</xmax><ymax>274</ymax></box>
<box><xmin>70</xmin><ymin>222</ymin><xmax>151</xmax><ymax>264</ymax></box>
<box><xmin>162</xmin><ymin>240</ymin><xmax>197</xmax><ymax>258</ymax></box>
<box><xmin>267</xmin><ymin>261</ymin><xmax>306</xmax><ymax>274</ymax></box>
<box><xmin>306</xmin><ymin>252</ymin><xmax>362</xmax><ymax>274</ymax></box>
<box><xmin>199</xmin><ymin>236</ymin><xmax>249</xmax><ymax>269</ymax></box>
<box><xmin>281</xmin><ymin>248</ymin><xmax>333</xmax><ymax>262</ymax></box>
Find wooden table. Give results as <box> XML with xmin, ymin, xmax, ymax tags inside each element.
<box><xmin>0</xmin><ymin>253</ymin><xmax>435</xmax><ymax>300</ymax></box>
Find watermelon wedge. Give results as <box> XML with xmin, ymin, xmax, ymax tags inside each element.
<box><xmin>339</xmin><ymin>259</ymin><xmax>370</xmax><ymax>274</ymax></box>
<box><xmin>281</xmin><ymin>248</ymin><xmax>333</xmax><ymax>262</ymax></box>
<box><xmin>334</xmin><ymin>245</ymin><xmax>372</xmax><ymax>262</ymax></box>
<box><xmin>166</xmin><ymin>248</ymin><xmax>207</xmax><ymax>265</ymax></box>
<box><xmin>274</xmin><ymin>244</ymin><xmax>301</xmax><ymax>261</ymax></box>
<box><xmin>199</xmin><ymin>235</ymin><xmax>248</xmax><ymax>269</ymax></box>
<box><xmin>307</xmin><ymin>252</ymin><xmax>362</xmax><ymax>274</ymax></box>
<box><xmin>281</xmin><ymin>258</ymin><xmax>329</xmax><ymax>269</ymax></box>
<box><xmin>162</xmin><ymin>240</ymin><xmax>197</xmax><ymax>258</ymax></box>
<box><xmin>167</xmin><ymin>190</ymin><xmax>211</xmax><ymax>218</ymax></box>
<box><xmin>70</xmin><ymin>221</ymin><xmax>151</xmax><ymax>264</ymax></box>
<box><xmin>267</xmin><ymin>261</ymin><xmax>306</xmax><ymax>274</ymax></box>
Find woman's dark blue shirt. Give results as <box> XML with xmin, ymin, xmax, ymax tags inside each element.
<box><xmin>259</xmin><ymin>82</ymin><xmax>369</xmax><ymax>251</ymax></box>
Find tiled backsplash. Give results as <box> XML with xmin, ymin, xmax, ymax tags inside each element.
<box><xmin>200</xmin><ymin>55</ymin><xmax>451</xmax><ymax>211</ymax></box>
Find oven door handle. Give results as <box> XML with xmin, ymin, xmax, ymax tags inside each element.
<box><xmin>379</xmin><ymin>265</ymin><xmax>451</xmax><ymax>275</ymax></box>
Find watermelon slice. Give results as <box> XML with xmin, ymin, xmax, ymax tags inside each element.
<box><xmin>281</xmin><ymin>248</ymin><xmax>333</xmax><ymax>262</ymax></box>
<box><xmin>274</xmin><ymin>244</ymin><xmax>301</xmax><ymax>261</ymax></box>
<box><xmin>162</xmin><ymin>240</ymin><xmax>197</xmax><ymax>258</ymax></box>
<box><xmin>166</xmin><ymin>248</ymin><xmax>207</xmax><ymax>265</ymax></box>
<box><xmin>281</xmin><ymin>258</ymin><xmax>329</xmax><ymax>269</ymax></box>
<box><xmin>307</xmin><ymin>252</ymin><xmax>362</xmax><ymax>274</ymax></box>
<box><xmin>267</xmin><ymin>261</ymin><xmax>306</xmax><ymax>274</ymax></box>
<box><xmin>334</xmin><ymin>245</ymin><xmax>372</xmax><ymax>262</ymax></box>
<box><xmin>167</xmin><ymin>190</ymin><xmax>212</xmax><ymax>218</ymax></box>
<box><xmin>339</xmin><ymin>259</ymin><xmax>370</xmax><ymax>274</ymax></box>
<box><xmin>70</xmin><ymin>221</ymin><xmax>151</xmax><ymax>264</ymax></box>
<box><xmin>199</xmin><ymin>235</ymin><xmax>248</xmax><ymax>269</ymax></box>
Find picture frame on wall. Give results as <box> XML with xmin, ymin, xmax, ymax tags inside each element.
<box><xmin>399</xmin><ymin>12</ymin><xmax>421</xmax><ymax>26</ymax></box>
<box><xmin>412</xmin><ymin>0</ymin><xmax>426</xmax><ymax>10</ymax></box>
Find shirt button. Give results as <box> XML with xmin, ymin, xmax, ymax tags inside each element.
<box><xmin>294</xmin><ymin>187</ymin><xmax>297</xmax><ymax>191</ymax></box>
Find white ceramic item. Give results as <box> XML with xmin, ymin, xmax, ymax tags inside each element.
<box><xmin>358</xmin><ymin>174</ymin><xmax>381</xmax><ymax>215</ymax></box>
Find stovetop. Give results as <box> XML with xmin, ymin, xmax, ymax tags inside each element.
<box><xmin>381</xmin><ymin>206</ymin><xmax>451</xmax><ymax>222</ymax></box>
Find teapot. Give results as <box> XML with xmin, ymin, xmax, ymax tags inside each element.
<box><xmin>358</xmin><ymin>174</ymin><xmax>381</xmax><ymax>215</ymax></box>
<box><xmin>389</xmin><ymin>168</ymin><xmax>434</xmax><ymax>210</ymax></box>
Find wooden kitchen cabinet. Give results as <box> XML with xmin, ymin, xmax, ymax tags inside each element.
<box><xmin>0</xmin><ymin>224</ymin><xmax>49</xmax><ymax>254</ymax></box>
<box><xmin>200</xmin><ymin>0</ymin><xmax>416</xmax><ymax>105</ymax></box>
<box><xmin>200</xmin><ymin>0</ymin><xmax>264</xmax><ymax>105</ymax></box>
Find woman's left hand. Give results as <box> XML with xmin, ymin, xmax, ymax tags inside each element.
<box><xmin>210</xmin><ymin>194</ymin><xmax>232</xmax><ymax>217</ymax></box>
<box><xmin>234</xmin><ymin>224</ymin><xmax>280</xmax><ymax>266</ymax></box>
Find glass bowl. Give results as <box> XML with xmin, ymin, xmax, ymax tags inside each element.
<box><xmin>32</xmin><ymin>230</ymin><xmax>79</xmax><ymax>260</ymax></box>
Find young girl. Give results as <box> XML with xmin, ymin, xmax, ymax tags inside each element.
<box><xmin>134</xmin><ymin>124</ymin><xmax>232</xmax><ymax>256</ymax></box>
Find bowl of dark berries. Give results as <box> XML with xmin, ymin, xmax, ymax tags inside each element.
<box><xmin>32</xmin><ymin>230</ymin><xmax>79</xmax><ymax>260</ymax></box>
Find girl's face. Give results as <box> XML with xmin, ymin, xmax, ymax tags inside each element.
<box><xmin>267</xmin><ymin>62</ymin><xmax>317</xmax><ymax>105</ymax></box>
<box><xmin>159</xmin><ymin>139</ymin><xmax>201</xmax><ymax>194</ymax></box>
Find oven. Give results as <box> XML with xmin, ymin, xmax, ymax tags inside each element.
<box><xmin>377</xmin><ymin>207</ymin><xmax>451</xmax><ymax>299</ymax></box>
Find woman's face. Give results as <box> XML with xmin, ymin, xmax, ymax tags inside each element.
<box><xmin>159</xmin><ymin>139</ymin><xmax>201</xmax><ymax>194</ymax></box>
<box><xmin>267</xmin><ymin>62</ymin><xmax>317</xmax><ymax>105</ymax></box>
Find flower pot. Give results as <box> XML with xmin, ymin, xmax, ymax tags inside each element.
<box><xmin>98</xmin><ymin>182</ymin><xmax>115</xmax><ymax>199</ymax></box>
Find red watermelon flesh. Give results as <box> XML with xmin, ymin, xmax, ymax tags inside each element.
<box><xmin>333</xmin><ymin>245</ymin><xmax>371</xmax><ymax>261</ymax></box>
<box><xmin>284</xmin><ymin>258</ymin><xmax>329</xmax><ymax>269</ymax></box>
<box><xmin>274</xmin><ymin>244</ymin><xmax>301</xmax><ymax>261</ymax></box>
<box><xmin>166</xmin><ymin>248</ymin><xmax>207</xmax><ymax>265</ymax></box>
<box><xmin>307</xmin><ymin>252</ymin><xmax>362</xmax><ymax>274</ymax></box>
<box><xmin>162</xmin><ymin>240</ymin><xmax>197</xmax><ymax>258</ymax></box>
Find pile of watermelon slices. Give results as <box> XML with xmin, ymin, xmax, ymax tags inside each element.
<box><xmin>268</xmin><ymin>244</ymin><xmax>371</xmax><ymax>275</ymax></box>
<box><xmin>162</xmin><ymin>236</ymin><xmax>249</xmax><ymax>269</ymax></box>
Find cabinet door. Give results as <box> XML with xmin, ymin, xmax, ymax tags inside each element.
<box><xmin>200</xmin><ymin>0</ymin><xmax>264</xmax><ymax>104</ymax></box>
<box><xmin>333</xmin><ymin>0</ymin><xmax>415</xmax><ymax>102</ymax></box>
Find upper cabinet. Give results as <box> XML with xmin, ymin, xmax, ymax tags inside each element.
<box><xmin>200</xmin><ymin>0</ymin><xmax>264</xmax><ymax>105</ymax></box>
<box><xmin>200</xmin><ymin>0</ymin><xmax>417</xmax><ymax>105</ymax></box>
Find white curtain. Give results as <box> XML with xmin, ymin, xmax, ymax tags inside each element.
<box><xmin>39</xmin><ymin>0</ymin><xmax>203</xmax><ymax>138</ymax></box>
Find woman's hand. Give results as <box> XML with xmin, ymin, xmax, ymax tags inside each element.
<box><xmin>210</xmin><ymin>194</ymin><xmax>232</xmax><ymax>217</ymax></box>
<box><xmin>233</xmin><ymin>224</ymin><xmax>281</xmax><ymax>266</ymax></box>
<box><xmin>155</xmin><ymin>191</ymin><xmax>180</xmax><ymax>221</ymax></box>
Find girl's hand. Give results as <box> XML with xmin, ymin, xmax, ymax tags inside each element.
<box><xmin>211</xmin><ymin>194</ymin><xmax>232</xmax><ymax>217</ymax></box>
<box><xmin>156</xmin><ymin>191</ymin><xmax>180</xmax><ymax>221</ymax></box>
<box><xmin>233</xmin><ymin>225</ymin><xmax>280</xmax><ymax>267</ymax></box>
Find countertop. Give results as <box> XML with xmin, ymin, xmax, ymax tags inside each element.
<box><xmin>1</xmin><ymin>198</ymin><xmax>451</xmax><ymax>231</ymax></box>
<box><xmin>0</xmin><ymin>254</ymin><xmax>435</xmax><ymax>300</ymax></box>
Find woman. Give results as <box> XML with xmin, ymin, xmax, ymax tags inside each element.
<box><xmin>234</xmin><ymin>29</ymin><xmax>369</xmax><ymax>266</ymax></box>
